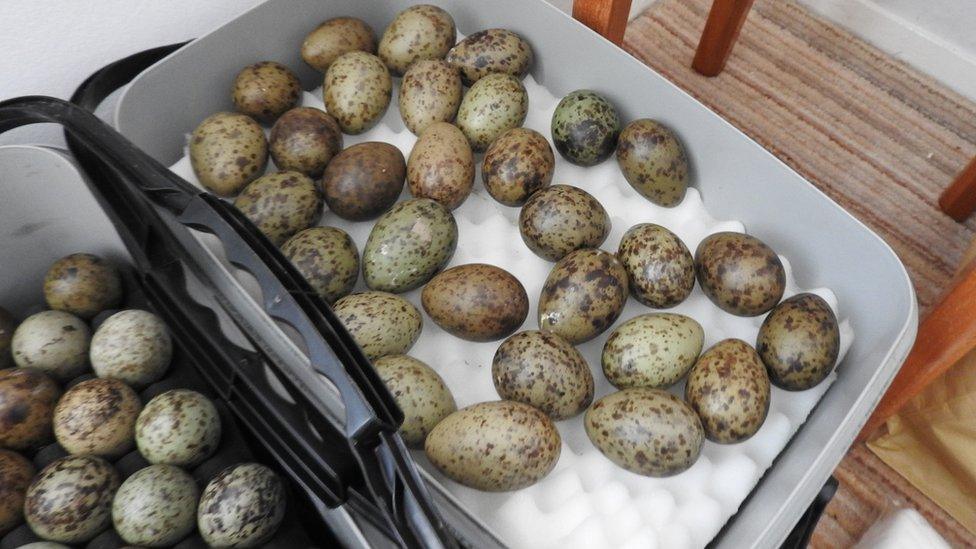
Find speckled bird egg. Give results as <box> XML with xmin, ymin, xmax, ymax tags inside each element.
<box><xmin>378</xmin><ymin>4</ymin><xmax>456</xmax><ymax>76</ymax></box>
<box><xmin>112</xmin><ymin>464</ymin><xmax>199</xmax><ymax>547</ymax></box>
<box><xmin>407</xmin><ymin>122</ymin><xmax>474</xmax><ymax>210</ymax></box>
<box><xmin>446</xmin><ymin>28</ymin><xmax>533</xmax><ymax>86</ymax></box>
<box><xmin>695</xmin><ymin>231</ymin><xmax>786</xmax><ymax>317</ymax></box>
<box><xmin>422</xmin><ymin>263</ymin><xmax>528</xmax><ymax>342</ymax></box>
<box><xmin>519</xmin><ymin>184</ymin><xmax>610</xmax><ymax>261</ymax></box>
<box><xmin>12</xmin><ymin>310</ymin><xmax>90</xmax><ymax>381</ymax></box>
<box><xmin>0</xmin><ymin>449</ymin><xmax>34</xmax><ymax>536</ymax></box>
<box><xmin>54</xmin><ymin>377</ymin><xmax>141</xmax><ymax>458</ymax></box>
<box><xmin>757</xmin><ymin>293</ymin><xmax>840</xmax><ymax>391</ymax></box>
<box><xmin>456</xmin><ymin>73</ymin><xmax>528</xmax><ymax>152</ymax></box>
<box><xmin>601</xmin><ymin>313</ymin><xmax>704</xmax><ymax>390</ymax></box>
<box><xmin>323</xmin><ymin>51</ymin><xmax>392</xmax><ymax>134</ymax></box>
<box><xmin>234</xmin><ymin>171</ymin><xmax>323</xmax><ymax>246</ymax></box>
<box><xmin>482</xmin><ymin>127</ymin><xmax>554</xmax><ymax>207</ymax></box>
<box><xmin>373</xmin><ymin>354</ymin><xmax>456</xmax><ymax>448</ymax></box>
<box><xmin>617</xmin><ymin>223</ymin><xmax>696</xmax><ymax>309</ymax></box>
<box><xmin>24</xmin><ymin>455</ymin><xmax>120</xmax><ymax>544</ymax></box>
<box><xmin>551</xmin><ymin>89</ymin><xmax>620</xmax><ymax>166</ymax></box>
<box><xmin>399</xmin><ymin>59</ymin><xmax>462</xmax><ymax>135</ymax></box>
<box><xmin>43</xmin><ymin>253</ymin><xmax>123</xmax><ymax>319</ymax></box>
<box><xmin>269</xmin><ymin>107</ymin><xmax>343</xmax><ymax>178</ymax></box>
<box><xmin>301</xmin><ymin>17</ymin><xmax>376</xmax><ymax>72</ymax></box>
<box><xmin>0</xmin><ymin>368</ymin><xmax>60</xmax><ymax>450</ymax></box>
<box><xmin>90</xmin><ymin>309</ymin><xmax>172</xmax><ymax>388</ymax></box>
<box><xmin>197</xmin><ymin>463</ymin><xmax>286</xmax><ymax>548</ymax></box>
<box><xmin>189</xmin><ymin>112</ymin><xmax>268</xmax><ymax>197</ymax></box>
<box><xmin>333</xmin><ymin>291</ymin><xmax>423</xmax><ymax>359</ymax></box>
<box><xmin>231</xmin><ymin>61</ymin><xmax>301</xmax><ymax>124</ymax></box>
<box><xmin>281</xmin><ymin>226</ymin><xmax>359</xmax><ymax>304</ymax></box>
<box><xmin>615</xmin><ymin>118</ymin><xmax>690</xmax><ymax>207</ymax></box>
<box><xmin>136</xmin><ymin>389</ymin><xmax>222</xmax><ymax>467</ymax></box>
<box><xmin>321</xmin><ymin>141</ymin><xmax>405</xmax><ymax>221</ymax></box>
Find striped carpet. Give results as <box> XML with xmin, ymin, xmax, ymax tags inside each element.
<box><xmin>622</xmin><ymin>0</ymin><xmax>976</xmax><ymax>546</ymax></box>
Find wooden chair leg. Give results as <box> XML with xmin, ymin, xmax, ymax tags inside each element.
<box><xmin>692</xmin><ymin>0</ymin><xmax>755</xmax><ymax>76</ymax></box>
<box><xmin>572</xmin><ymin>0</ymin><xmax>634</xmax><ymax>46</ymax></box>
<box><xmin>858</xmin><ymin>258</ymin><xmax>976</xmax><ymax>441</ymax></box>
<box><xmin>938</xmin><ymin>155</ymin><xmax>976</xmax><ymax>222</ymax></box>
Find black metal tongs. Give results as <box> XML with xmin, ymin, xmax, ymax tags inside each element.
<box><xmin>0</xmin><ymin>90</ymin><xmax>456</xmax><ymax>546</ymax></box>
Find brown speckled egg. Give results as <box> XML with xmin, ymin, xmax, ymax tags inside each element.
<box><xmin>695</xmin><ymin>232</ymin><xmax>786</xmax><ymax>317</ymax></box>
<box><xmin>321</xmin><ymin>141</ymin><xmax>405</xmax><ymax>221</ymax></box>
<box><xmin>333</xmin><ymin>292</ymin><xmax>423</xmax><ymax>359</ymax></box>
<box><xmin>585</xmin><ymin>388</ymin><xmax>703</xmax><ymax>477</ymax></box>
<box><xmin>425</xmin><ymin>400</ymin><xmax>560</xmax><ymax>491</ymax></box>
<box><xmin>616</xmin><ymin>119</ymin><xmax>690</xmax><ymax>207</ymax></box>
<box><xmin>269</xmin><ymin>107</ymin><xmax>343</xmax><ymax>178</ymax></box>
<box><xmin>421</xmin><ymin>264</ymin><xmax>528</xmax><ymax>342</ymax></box>
<box><xmin>601</xmin><ymin>313</ymin><xmax>703</xmax><ymax>390</ymax></box>
<box><xmin>456</xmin><ymin>73</ymin><xmax>528</xmax><ymax>152</ymax></box>
<box><xmin>136</xmin><ymin>389</ymin><xmax>221</xmax><ymax>467</ymax></box>
<box><xmin>54</xmin><ymin>378</ymin><xmax>141</xmax><ymax>458</ymax></box>
<box><xmin>362</xmin><ymin>198</ymin><xmax>458</xmax><ymax>293</ymax></box>
<box><xmin>281</xmin><ymin>227</ymin><xmax>359</xmax><ymax>304</ymax></box>
<box><xmin>519</xmin><ymin>185</ymin><xmax>610</xmax><ymax>262</ymax></box>
<box><xmin>24</xmin><ymin>455</ymin><xmax>120</xmax><ymax>543</ymax></box>
<box><xmin>378</xmin><ymin>5</ymin><xmax>456</xmax><ymax>76</ymax></box>
<box><xmin>446</xmin><ymin>28</ymin><xmax>533</xmax><ymax>86</ymax></box>
<box><xmin>197</xmin><ymin>463</ymin><xmax>285</xmax><ymax>548</ymax></box>
<box><xmin>0</xmin><ymin>307</ymin><xmax>13</xmax><ymax>369</ymax></box>
<box><xmin>757</xmin><ymin>293</ymin><xmax>840</xmax><ymax>391</ymax></box>
<box><xmin>112</xmin><ymin>464</ymin><xmax>198</xmax><ymax>547</ymax></box>
<box><xmin>0</xmin><ymin>368</ymin><xmax>60</xmax><ymax>450</ymax></box>
<box><xmin>399</xmin><ymin>60</ymin><xmax>462</xmax><ymax>135</ymax></box>
<box><xmin>551</xmin><ymin>90</ymin><xmax>620</xmax><ymax>166</ymax></box>
<box><xmin>492</xmin><ymin>330</ymin><xmax>593</xmax><ymax>420</ymax></box>
<box><xmin>482</xmin><ymin>128</ymin><xmax>554</xmax><ymax>207</ymax></box>
<box><xmin>374</xmin><ymin>355</ymin><xmax>456</xmax><ymax>448</ymax></box>
<box><xmin>538</xmin><ymin>249</ymin><xmax>629</xmax><ymax>345</ymax></box>
<box><xmin>231</xmin><ymin>61</ymin><xmax>301</xmax><ymax>124</ymax></box>
<box><xmin>43</xmin><ymin>253</ymin><xmax>122</xmax><ymax>319</ymax></box>
<box><xmin>324</xmin><ymin>51</ymin><xmax>392</xmax><ymax>134</ymax></box>
<box><xmin>90</xmin><ymin>309</ymin><xmax>171</xmax><ymax>388</ymax></box>
<box><xmin>301</xmin><ymin>17</ymin><xmax>376</xmax><ymax>72</ymax></box>
<box><xmin>617</xmin><ymin>223</ymin><xmax>695</xmax><ymax>308</ymax></box>
<box><xmin>234</xmin><ymin>171</ymin><xmax>323</xmax><ymax>246</ymax></box>
<box><xmin>0</xmin><ymin>449</ymin><xmax>34</xmax><ymax>536</ymax></box>
<box><xmin>407</xmin><ymin>122</ymin><xmax>474</xmax><ymax>210</ymax></box>
<box><xmin>189</xmin><ymin>112</ymin><xmax>268</xmax><ymax>197</ymax></box>
<box><xmin>12</xmin><ymin>310</ymin><xmax>90</xmax><ymax>381</ymax></box>
<box><xmin>685</xmin><ymin>338</ymin><xmax>770</xmax><ymax>444</ymax></box>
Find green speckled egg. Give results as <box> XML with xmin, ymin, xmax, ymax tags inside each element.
<box><xmin>198</xmin><ymin>464</ymin><xmax>285</xmax><ymax>548</ymax></box>
<box><xmin>585</xmin><ymin>388</ymin><xmax>703</xmax><ymax>477</ymax></box>
<box><xmin>12</xmin><ymin>310</ymin><xmax>90</xmax><ymax>381</ymax></box>
<box><xmin>333</xmin><ymin>292</ymin><xmax>423</xmax><ymax>359</ymax></box>
<box><xmin>324</xmin><ymin>51</ymin><xmax>392</xmax><ymax>134</ymax></box>
<box><xmin>446</xmin><ymin>28</ymin><xmax>533</xmax><ymax>86</ymax></box>
<box><xmin>24</xmin><ymin>456</ymin><xmax>119</xmax><ymax>544</ymax></box>
<box><xmin>0</xmin><ymin>368</ymin><xmax>60</xmax><ymax>450</ymax></box>
<box><xmin>425</xmin><ymin>400</ymin><xmax>560</xmax><ymax>491</ymax></box>
<box><xmin>538</xmin><ymin>249</ymin><xmax>629</xmax><ymax>345</ymax></box>
<box><xmin>399</xmin><ymin>60</ymin><xmax>462</xmax><ymax>135</ymax></box>
<box><xmin>685</xmin><ymin>338</ymin><xmax>770</xmax><ymax>444</ymax></box>
<box><xmin>421</xmin><ymin>264</ymin><xmax>528</xmax><ymax>342</ymax></box>
<box><xmin>231</xmin><ymin>61</ymin><xmax>301</xmax><ymax>124</ymax></box>
<box><xmin>189</xmin><ymin>112</ymin><xmax>268</xmax><ymax>197</ymax></box>
<box><xmin>601</xmin><ymin>313</ymin><xmax>703</xmax><ymax>389</ymax></box>
<box><xmin>90</xmin><ymin>309</ymin><xmax>171</xmax><ymax>388</ymax></box>
<box><xmin>519</xmin><ymin>185</ymin><xmax>610</xmax><ymax>261</ymax></box>
<box><xmin>456</xmin><ymin>73</ymin><xmax>528</xmax><ymax>152</ymax></box>
<box><xmin>617</xmin><ymin>223</ymin><xmax>695</xmax><ymax>308</ymax></box>
<box><xmin>282</xmin><ymin>227</ymin><xmax>359</xmax><ymax>304</ymax></box>
<box><xmin>0</xmin><ymin>449</ymin><xmax>33</xmax><ymax>536</ymax></box>
<box><xmin>363</xmin><ymin>198</ymin><xmax>458</xmax><ymax>293</ymax></box>
<box><xmin>551</xmin><ymin>90</ymin><xmax>620</xmax><ymax>166</ymax></box>
<box><xmin>378</xmin><ymin>5</ymin><xmax>456</xmax><ymax>76</ymax></box>
<box><xmin>616</xmin><ymin>119</ymin><xmax>690</xmax><ymax>206</ymax></box>
<box><xmin>482</xmin><ymin>127</ymin><xmax>554</xmax><ymax>207</ymax></box>
<box><xmin>407</xmin><ymin>122</ymin><xmax>474</xmax><ymax>210</ymax></box>
<box><xmin>235</xmin><ymin>171</ymin><xmax>322</xmax><ymax>246</ymax></box>
<box><xmin>492</xmin><ymin>330</ymin><xmax>593</xmax><ymax>420</ymax></box>
<box><xmin>695</xmin><ymin>232</ymin><xmax>786</xmax><ymax>317</ymax></box>
<box><xmin>136</xmin><ymin>389</ymin><xmax>222</xmax><ymax>467</ymax></box>
<box><xmin>112</xmin><ymin>464</ymin><xmax>198</xmax><ymax>547</ymax></box>
<box><xmin>302</xmin><ymin>17</ymin><xmax>376</xmax><ymax>72</ymax></box>
<box><xmin>374</xmin><ymin>355</ymin><xmax>456</xmax><ymax>448</ymax></box>
<box><xmin>269</xmin><ymin>107</ymin><xmax>343</xmax><ymax>178</ymax></box>
<box><xmin>321</xmin><ymin>141</ymin><xmax>405</xmax><ymax>221</ymax></box>
<box><xmin>43</xmin><ymin>253</ymin><xmax>122</xmax><ymax>319</ymax></box>
<box><xmin>757</xmin><ymin>293</ymin><xmax>840</xmax><ymax>391</ymax></box>
<box><xmin>54</xmin><ymin>378</ymin><xmax>141</xmax><ymax>458</ymax></box>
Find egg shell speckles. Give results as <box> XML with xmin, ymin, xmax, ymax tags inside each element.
<box><xmin>456</xmin><ymin>73</ymin><xmax>528</xmax><ymax>152</ymax></box>
<box><xmin>585</xmin><ymin>388</ymin><xmax>704</xmax><ymax>477</ymax></box>
<box><xmin>757</xmin><ymin>293</ymin><xmax>840</xmax><ymax>391</ymax></box>
<box><xmin>189</xmin><ymin>112</ymin><xmax>268</xmax><ymax>197</ymax></box>
<box><xmin>685</xmin><ymin>339</ymin><xmax>771</xmax><ymax>444</ymax></box>
<box><xmin>281</xmin><ymin>226</ymin><xmax>359</xmax><ymax>304</ymax></box>
<box><xmin>112</xmin><ymin>464</ymin><xmax>199</xmax><ymax>547</ymax></box>
<box><xmin>197</xmin><ymin>463</ymin><xmax>286</xmax><ymax>548</ymax></box>
<box><xmin>0</xmin><ymin>449</ymin><xmax>34</xmax><ymax>536</ymax></box>
<box><xmin>269</xmin><ymin>107</ymin><xmax>343</xmax><ymax>178</ymax></box>
<box><xmin>43</xmin><ymin>253</ymin><xmax>122</xmax><ymax>319</ymax></box>
<box><xmin>551</xmin><ymin>89</ymin><xmax>620</xmax><ymax>167</ymax></box>
<box><xmin>54</xmin><ymin>378</ymin><xmax>141</xmax><ymax>458</ymax></box>
<box><xmin>24</xmin><ymin>455</ymin><xmax>120</xmax><ymax>544</ymax></box>
<box><xmin>374</xmin><ymin>355</ymin><xmax>456</xmax><ymax>447</ymax></box>
<box><xmin>446</xmin><ymin>28</ymin><xmax>533</xmax><ymax>86</ymax></box>
<box><xmin>378</xmin><ymin>4</ymin><xmax>456</xmax><ymax>76</ymax></box>
<box><xmin>90</xmin><ymin>309</ymin><xmax>172</xmax><ymax>388</ymax></box>
<box><xmin>321</xmin><ymin>141</ymin><xmax>405</xmax><ymax>221</ymax></box>
<box><xmin>333</xmin><ymin>291</ymin><xmax>423</xmax><ymax>359</ymax></box>
<box><xmin>482</xmin><ymin>127</ymin><xmax>554</xmax><ymax>207</ymax></box>
<box><xmin>492</xmin><ymin>330</ymin><xmax>593</xmax><ymax>420</ymax></box>
<box><xmin>234</xmin><ymin>171</ymin><xmax>323</xmax><ymax>246</ymax></box>
<box><xmin>617</xmin><ymin>223</ymin><xmax>695</xmax><ymax>308</ymax></box>
<box><xmin>425</xmin><ymin>400</ymin><xmax>561</xmax><ymax>492</ymax></box>
<box><xmin>421</xmin><ymin>263</ymin><xmax>528</xmax><ymax>342</ymax></box>
<box><xmin>407</xmin><ymin>122</ymin><xmax>474</xmax><ymax>210</ymax></box>
<box><xmin>136</xmin><ymin>389</ymin><xmax>221</xmax><ymax>467</ymax></box>
<box><xmin>0</xmin><ymin>307</ymin><xmax>14</xmax><ymax>369</ymax></box>
<box><xmin>324</xmin><ymin>51</ymin><xmax>392</xmax><ymax>134</ymax></box>
<box><xmin>0</xmin><ymin>368</ymin><xmax>60</xmax><ymax>450</ymax></box>
<box><xmin>538</xmin><ymin>248</ymin><xmax>629</xmax><ymax>345</ymax></box>
<box><xmin>601</xmin><ymin>313</ymin><xmax>704</xmax><ymax>390</ymax></box>
<box><xmin>301</xmin><ymin>17</ymin><xmax>376</xmax><ymax>72</ymax></box>
<box><xmin>363</xmin><ymin>198</ymin><xmax>458</xmax><ymax>293</ymax></box>
<box><xmin>695</xmin><ymin>231</ymin><xmax>786</xmax><ymax>317</ymax></box>
<box><xmin>519</xmin><ymin>185</ymin><xmax>610</xmax><ymax>261</ymax></box>
<box><xmin>231</xmin><ymin>61</ymin><xmax>301</xmax><ymax>124</ymax></box>
<box><xmin>399</xmin><ymin>60</ymin><xmax>462</xmax><ymax>135</ymax></box>
<box><xmin>12</xmin><ymin>310</ymin><xmax>90</xmax><ymax>381</ymax></box>
<box><xmin>615</xmin><ymin>119</ymin><xmax>690</xmax><ymax>207</ymax></box>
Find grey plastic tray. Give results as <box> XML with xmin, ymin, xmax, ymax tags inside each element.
<box><xmin>112</xmin><ymin>1</ymin><xmax>918</xmax><ymax>547</ymax></box>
